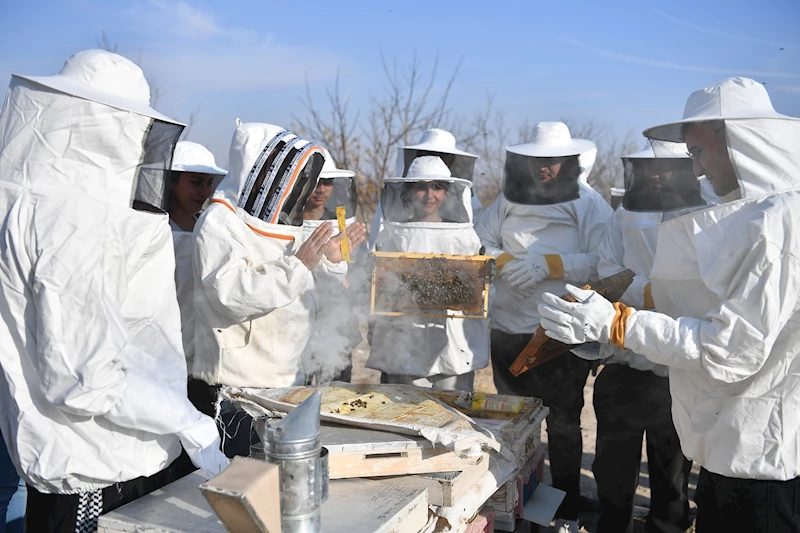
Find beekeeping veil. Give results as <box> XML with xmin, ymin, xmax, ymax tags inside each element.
<box><xmin>504</xmin><ymin>122</ymin><xmax>596</xmax><ymax>205</ymax></box>
<box><xmin>214</xmin><ymin>121</ymin><xmax>325</xmax><ymax>227</ymax></box>
<box><xmin>0</xmin><ymin>49</ymin><xmax>184</xmax><ymax>211</ymax></box>
<box><xmin>381</xmin><ymin>156</ymin><xmax>473</xmax><ymax>226</ymax></box>
<box><xmin>621</xmin><ymin>141</ymin><xmax>705</xmax><ymax>214</ymax></box>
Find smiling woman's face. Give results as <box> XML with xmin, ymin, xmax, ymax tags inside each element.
<box><xmin>171</xmin><ymin>172</ymin><xmax>216</xmax><ymax>214</ymax></box>
<box><xmin>409</xmin><ymin>181</ymin><xmax>447</xmax><ymax>219</ymax></box>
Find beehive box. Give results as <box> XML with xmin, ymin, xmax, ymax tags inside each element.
<box><xmin>370</xmin><ymin>252</ymin><xmax>494</xmax><ymax>319</ymax></box>
<box><xmin>428</xmin><ymin>392</ymin><xmax>548</xmax><ymax>460</ymax></box>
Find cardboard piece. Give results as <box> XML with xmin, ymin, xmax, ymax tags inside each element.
<box><xmin>520</xmin><ymin>484</ymin><xmax>566</xmax><ymax>527</ymax></box>
<box><xmin>199</xmin><ymin>457</ymin><xmax>281</xmax><ymax>533</ymax></box>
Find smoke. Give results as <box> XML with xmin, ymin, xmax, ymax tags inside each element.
<box><xmin>300</xmin><ymin>245</ymin><xmax>370</xmax><ymax>385</ymax></box>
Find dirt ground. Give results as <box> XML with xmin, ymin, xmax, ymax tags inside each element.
<box><xmin>351</xmin><ymin>338</ymin><xmax>700</xmax><ymax>532</ymax></box>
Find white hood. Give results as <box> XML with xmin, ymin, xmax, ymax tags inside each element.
<box><xmin>213</xmin><ymin>120</ymin><xmax>324</xmax><ymax>229</ymax></box>
<box><xmin>644</xmin><ymin>77</ymin><xmax>800</xmax><ymax>200</ymax></box>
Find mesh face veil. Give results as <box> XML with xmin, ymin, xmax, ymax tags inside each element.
<box><xmin>237</xmin><ymin>130</ymin><xmax>325</xmax><ymax>226</ymax></box>
<box><xmin>380</xmin><ymin>177</ymin><xmax>472</xmax><ymax>224</ymax></box>
<box><xmin>503</xmin><ymin>152</ymin><xmax>581</xmax><ymax>205</ymax></box>
<box><xmin>623</xmin><ymin>141</ymin><xmax>706</xmax><ymax>214</ymax></box>
<box><xmin>131</xmin><ymin>120</ymin><xmax>184</xmax><ymax>212</ymax></box>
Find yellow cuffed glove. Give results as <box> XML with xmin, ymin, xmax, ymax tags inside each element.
<box><xmin>538</xmin><ymin>284</ymin><xmax>634</xmax><ymax>347</ymax></box>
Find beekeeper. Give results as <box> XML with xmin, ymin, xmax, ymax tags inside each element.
<box><xmin>539</xmin><ymin>78</ymin><xmax>800</xmax><ymax>532</ymax></box>
<box><xmin>366</xmin><ymin>156</ymin><xmax>488</xmax><ymax>391</ymax></box>
<box><xmin>475</xmin><ymin>122</ymin><xmax>612</xmax><ymax>531</ymax></box>
<box><xmin>588</xmin><ymin>142</ymin><xmax>713</xmax><ymax>533</ymax></box>
<box><xmin>302</xmin><ymin>148</ymin><xmax>363</xmax><ymax>384</ymax></box>
<box><xmin>192</xmin><ymin>122</ymin><xmax>366</xmax><ymax>456</ymax></box>
<box><xmin>369</xmin><ymin>128</ymin><xmax>480</xmax><ymax>247</ymax></box>
<box><xmin>166</xmin><ymin>141</ymin><xmax>228</xmax><ymax>415</ymax></box>
<box><xmin>0</xmin><ymin>49</ymin><xmax>228</xmax><ymax>532</ymax></box>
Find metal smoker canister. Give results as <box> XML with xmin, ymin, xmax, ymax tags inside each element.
<box><xmin>264</xmin><ymin>391</ymin><xmax>329</xmax><ymax>533</ymax></box>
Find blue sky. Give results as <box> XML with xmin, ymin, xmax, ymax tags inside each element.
<box><xmin>1</xmin><ymin>0</ymin><xmax>798</xmax><ymax>166</ymax></box>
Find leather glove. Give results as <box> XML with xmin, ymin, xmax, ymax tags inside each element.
<box><xmin>178</xmin><ymin>416</ymin><xmax>230</xmax><ymax>479</ymax></box>
<box><xmin>501</xmin><ymin>254</ymin><xmax>549</xmax><ymax>297</ymax></box>
<box><xmin>538</xmin><ymin>284</ymin><xmax>618</xmax><ymax>344</ymax></box>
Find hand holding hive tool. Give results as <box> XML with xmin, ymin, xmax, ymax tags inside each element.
<box><xmin>508</xmin><ymin>269</ymin><xmax>636</xmax><ymax>376</ymax></box>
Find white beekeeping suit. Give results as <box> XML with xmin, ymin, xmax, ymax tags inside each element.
<box><xmin>475</xmin><ymin>122</ymin><xmax>612</xmax><ymax>336</ymax></box>
<box><xmin>539</xmin><ymin>78</ymin><xmax>800</xmax><ymax>482</ymax></box>
<box><xmin>169</xmin><ymin>141</ymin><xmax>227</xmax><ymax>371</ymax></box>
<box><xmin>366</xmin><ymin>156</ymin><xmax>488</xmax><ymax>391</ymax></box>
<box><xmin>301</xmin><ymin>148</ymin><xmax>363</xmax><ymax>383</ymax></box>
<box><xmin>475</xmin><ymin>122</ymin><xmax>611</xmax><ymax>529</ymax></box>
<box><xmin>369</xmin><ymin>128</ymin><xmax>479</xmax><ymax>248</ymax></box>
<box><xmin>193</xmin><ymin>122</ymin><xmax>347</xmax><ymax>389</ymax></box>
<box><xmin>592</xmin><ymin>141</ymin><xmax>717</xmax><ymax>373</ymax></box>
<box><xmin>584</xmin><ymin>141</ymin><xmax>713</xmax><ymax>533</ymax></box>
<box><xmin>635</xmin><ymin>79</ymin><xmax>800</xmax><ymax>481</ymax></box>
<box><xmin>0</xmin><ymin>50</ymin><xmax>228</xmax><ymax>496</ymax></box>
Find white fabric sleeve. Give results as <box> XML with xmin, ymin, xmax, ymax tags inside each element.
<box><xmin>313</xmin><ymin>254</ymin><xmax>348</xmax><ymax>285</ymax></box>
<box><xmin>106</xmin><ymin>366</ymin><xmax>203</xmax><ymax>434</ymax></box>
<box><xmin>32</xmin><ymin>223</ymin><xmax>206</xmax><ymax>437</ymax></box>
<box><xmin>624</xmin><ymin>236</ymin><xmax>800</xmax><ymax>384</ymax></box>
<box><xmin>560</xmin><ymin>192</ymin><xmax>613</xmax><ymax>284</ymax></box>
<box><xmin>195</xmin><ymin>216</ymin><xmax>311</xmax><ymax>324</ymax></box>
<box><xmin>32</xmin><ymin>235</ymin><xmax>128</xmax><ymax>416</ymax></box>
<box><xmin>474</xmin><ymin>196</ymin><xmax>506</xmax><ymax>257</ymax></box>
<box><xmin>595</xmin><ymin>211</ymin><xmax>648</xmax><ymax>307</ymax></box>
<box><xmin>596</xmin><ymin>211</ymin><xmax>626</xmax><ymax>279</ymax></box>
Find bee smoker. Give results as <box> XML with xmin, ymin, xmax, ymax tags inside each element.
<box><xmin>263</xmin><ymin>391</ymin><xmax>329</xmax><ymax>533</ymax></box>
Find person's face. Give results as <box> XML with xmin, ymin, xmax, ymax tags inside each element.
<box><xmin>644</xmin><ymin>160</ymin><xmax>674</xmax><ymax>193</ymax></box>
<box><xmin>527</xmin><ymin>156</ymin><xmax>567</xmax><ymax>197</ymax></box>
<box><xmin>684</xmin><ymin>122</ymin><xmax>738</xmax><ymax>196</ymax></box>
<box><xmin>305</xmin><ymin>178</ymin><xmax>334</xmax><ymax>210</ymax></box>
<box><xmin>172</xmin><ymin>172</ymin><xmax>216</xmax><ymax>214</ymax></box>
<box><xmin>410</xmin><ymin>181</ymin><xmax>447</xmax><ymax>218</ymax></box>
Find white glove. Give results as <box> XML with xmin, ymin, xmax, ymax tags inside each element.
<box><xmin>537</xmin><ymin>284</ymin><xmax>616</xmax><ymax>344</ymax></box>
<box><xmin>501</xmin><ymin>254</ymin><xmax>549</xmax><ymax>296</ymax></box>
<box><xmin>178</xmin><ymin>416</ymin><xmax>230</xmax><ymax>479</ymax></box>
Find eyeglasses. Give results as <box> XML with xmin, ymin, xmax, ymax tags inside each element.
<box><xmin>686</xmin><ymin>125</ymin><xmax>725</xmax><ymax>161</ymax></box>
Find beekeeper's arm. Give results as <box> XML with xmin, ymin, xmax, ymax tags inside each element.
<box><xmin>560</xmin><ymin>192</ymin><xmax>613</xmax><ymax>285</ymax></box>
<box><xmin>474</xmin><ymin>196</ymin><xmax>506</xmax><ymax>258</ymax></box>
<box><xmin>510</xmin><ymin>194</ymin><xmax>613</xmax><ymax>296</ymax></box>
<box><xmin>596</xmin><ymin>210</ymin><xmax>653</xmax><ymax>309</ymax></box>
<box><xmin>195</xmin><ymin>215</ymin><xmax>320</xmax><ymax>324</ymax></box>
<box><xmin>32</xmin><ymin>227</ymin><xmax>228</xmax><ymax>477</ymax></box>
<box><xmin>538</xmin><ymin>233</ymin><xmax>800</xmax><ymax>384</ymax></box>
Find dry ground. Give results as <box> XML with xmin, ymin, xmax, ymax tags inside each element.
<box><xmin>351</xmin><ymin>335</ymin><xmax>700</xmax><ymax>532</ymax></box>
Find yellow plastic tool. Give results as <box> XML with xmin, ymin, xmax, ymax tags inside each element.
<box><xmin>336</xmin><ymin>206</ymin><xmax>352</xmax><ymax>263</ymax></box>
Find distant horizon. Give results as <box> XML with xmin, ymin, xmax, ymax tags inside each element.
<box><xmin>2</xmin><ymin>0</ymin><xmax>798</xmax><ymax>167</ymax></box>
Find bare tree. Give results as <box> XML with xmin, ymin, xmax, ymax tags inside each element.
<box><xmin>451</xmin><ymin>96</ymin><xmax>510</xmax><ymax>206</ymax></box>
<box><xmin>295</xmin><ymin>51</ymin><xmax>460</xmax><ymax>223</ymax></box>
<box><xmin>96</xmin><ymin>31</ymin><xmax>118</xmax><ymax>54</ymax></box>
<box><xmin>180</xmin><ymin>105</ymin><xmax>201</xmax><ymax>141</ymax></box>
